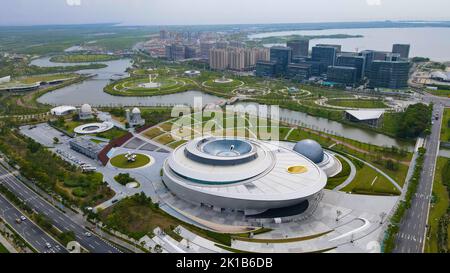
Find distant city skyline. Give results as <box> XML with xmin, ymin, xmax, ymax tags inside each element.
<box><xmin>0</xmin><ymin>0</ymin><xmax>449</xmax><ymax>26</ymax></box>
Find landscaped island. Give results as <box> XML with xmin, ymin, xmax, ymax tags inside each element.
<box><xmin>50</xmin><ymin>54</ymin><xmax>121</xmax><ymax>63</ymax></box>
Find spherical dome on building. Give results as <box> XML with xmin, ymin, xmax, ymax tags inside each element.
<box><xmin>293</xmin><ymin>139</ymin><xmax>324</xmax><ymax>164</ymax></box>
<box><xmin>80</xmin><ymin>104</ymin><xmax>92</xmax><ymax>113</ymax></box>
<box><xmin>132</xmin><ymin>107</ymin><xmax>141</xmax><ymax>114</ymax></box>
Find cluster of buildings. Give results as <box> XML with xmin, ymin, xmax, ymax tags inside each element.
<box><xmin>208</xmin><ymin>46</ymin><xmax>270</xmax><ymax>71</ymax></box>
<box><xmin>256</xmin><ymin>42</ymin><xmax>411</xmax><ymax>89</ymax></box>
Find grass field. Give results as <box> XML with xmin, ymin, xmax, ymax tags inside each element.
<box><xmin>325</xmin><ymin>155</ymin><xmax>351</xmax><ymax>190</ymax></box>
<box><xmin>425</xmin><ymin>157</ymin><xmax>450</xmax><ymax>253</ymax></box>
<box><xmin>440</xmin><ymin>108</ymin><xmax>450</xmax><ymax>142</ymax></box>
<box><xmin>341</xmin><ymin>159</ymin><xmax>401</xmax><ymax>196</ymax></box>
<box><xmin>50</xmin><ymin>54</ymin><xmax>120</xmax><ymax>63</ymax></box>
<box><xmin>426</xmin><ymin>89</ymin><xmax>450</xmax><ymax>98</ymax></box>
<box><xmin>110</xmin><ymin>154</ymin><xmax>151</xmax><ymax>169</ymax></box>
<box><xmin>327</xmin><ymin>99</ymin><xmax>388</xmax><ymax>109</ymax></box>
<box><xmin>0</xmin><ymin>242</ymin><xmax>9</xmax><ymax>253</ymax></box>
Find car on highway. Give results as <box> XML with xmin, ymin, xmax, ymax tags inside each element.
<box><xmin>20</xmin><ymin>215</ymin><xmax>26</xmax><ymax>221</ymax></box>
<box><xmin>45</xmin><ymin>243</ymin><xmax>52</xmax><ymax>249</ymax></box>
<box><xmin>84</xmin><ymin>232</ymin><xmax>92</xmax><ymax>237</ymax></box>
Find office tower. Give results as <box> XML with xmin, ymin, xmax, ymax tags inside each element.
<box><xmin>209</xmin><ymin>48</ymin><xmax>229</xmax><ymax>70</ymax></box>
<box><xmin>287</xmin><ymin>40</ymin><xmax>309</xmax><ymax>58</ymax></box>
<box><xmin>270</xmin><ymin>46</ymin><xmax>292</xmax><ymax>76</ymax></box>
<box><xmin>336</xmin><ymin>54</ymin><xmax>366</xmax><ymax>80</ymax></box>
<box><xmin>228</xmin><ymin>47</ymin><xmax>245</xmax><ymax>71</ymax></box>
<box><xmin>165</xmin><ymin>43</ymin><xmax>186</xmax><ymax>61</ymax></box>
<box><xmin>286</xmin><ymin>63</ymin><xmax>312</xmax><ymax>82</ymax></box>
<box><xmin>311</xmin><ymin>45</ymin><xmax>338</xmax><ymax>74</ymax></box>
<box><xmin>184</xmin><ymin>46</ymin><xmax>198</xmax><ymax>59</ymax></box>
<box><xmin>316</xmin><ymin>44</ymin><xmax>342</xmax><ymax>53</ymax></box>
<box><xmin>200</xmin><ymin>42</ymin><xmax>215</xmax><ymax>59</ymax></box>
<box><xmin>256</xmin><ymin>61</ymin><xmax>276</xmax><ymax>77</ymax></box>
<box><xmin>160</xmin><ymin>30</ymin><xmax>168</xmax><ymax>40</ymax></box>
<box><xmin>327</xmin><ymin>66</ymin><xmax>358</xmax><ymax>85</ymax></box>
<box><xmin>392</xmin><ymin>44</ymin><xmax>410</xmax><ymax>59</ymax></box>
<box><xmin>369</xmin><ymin>60</ymin><xmax>410</xmax><ymax>89</ymax></box>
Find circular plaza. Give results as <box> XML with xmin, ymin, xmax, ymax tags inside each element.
<box><xmin>74</xmin><ymin>122</ymin><xmax>114</xmax><ymax>135</ymax></box>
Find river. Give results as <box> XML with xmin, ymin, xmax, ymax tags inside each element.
<box><xmin>249</xmin><ymin>27</ymin><xmax>450</xmax><ymax>62</ymax></box>
<box><xmin>35</xmin><ymin>56</ymin><xmax>414</xmax><ymax>150</ymax></box>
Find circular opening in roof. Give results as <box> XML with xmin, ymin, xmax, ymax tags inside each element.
<box><xmin>202</xmin><ymin>139</ymin><xmax>252</xmax><ymax>157</ymax></box>
<box><xmin>287</xmin><ymin>165</ymin><xmax>308</xmax><ymax>174</ymax></box>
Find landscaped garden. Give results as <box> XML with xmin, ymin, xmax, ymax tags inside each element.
<box><xmin>110</xmin><ymin>153</ymin><xmax>151</xmax><ymax>169</ymax></box>
<box><xmin>50</xmin><ymin>54</ymin><xmax>120</xmax><ymax>63</ymax></box>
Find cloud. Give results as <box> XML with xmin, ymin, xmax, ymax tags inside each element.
<box><xmin>366</xmin><ymin>0</ymin><xmax>382</xmax><ymax>6</ymax></box>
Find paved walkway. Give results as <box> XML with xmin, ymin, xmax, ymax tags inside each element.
<box><xmin>333</xmin><ymin>154</ymin><xmax>357</xmax><ymax>191</ymax></box>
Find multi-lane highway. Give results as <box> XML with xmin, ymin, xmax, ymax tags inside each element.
<box><xmin>0</xmin><ymin>194</ymin><xmax>67</xmax><ymax>253</ymax></box>
<box><xmin>394</xmin><ymin>103</ymin><xmax>444</xmax><ymax>253</ymax></box>
<box><xmin>0</xmin><ymin>163</ymin><xmax>121</xmax><ymax>253</ymax></box>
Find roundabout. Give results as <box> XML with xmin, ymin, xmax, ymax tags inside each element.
<box><xmin>110</xmin><ymin>153</ymin><xmax>153</xmax><ymax>169</ymax></box>
<box><xmin>74</xmin><ymin>122</ymin><xmax>114</xmax><ymax>135</ymax></box>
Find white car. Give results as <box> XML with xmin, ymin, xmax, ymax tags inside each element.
<box><xmin>84</xmin><ymin>232</ymin><xmax>92</xmax><ymax>237</ymax></box>
<box><xmin>45</xmin><ymin>243</ymin><xmax>52</xmax><ymax>249</ymax></box>
<box><xmin>20</xmin><ymin>216</ymin><xmax>27</xmax><ymax>221</ymax></box>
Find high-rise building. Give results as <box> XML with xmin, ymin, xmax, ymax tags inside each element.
<box><xmin>200</xmin><ymin>42</ymin><xmax>215</xmax><ymax>59</ymax></box>
<box><xmin>254</xmin><ymin>47</ymin><xmax>270</xmax><ymax>62</ymax></box>
<box><xmin>392</xmin><ymin>44</ymin><xmax>410</xmax><ymax>59</ymax></box>
<box><xmin>165</xmin><ymin>43</ymin><xmax>186</xmax><ymax>61</ymax></box>
<box><xmin>227</xmin><ymin>47</ymin><xmax>245</xmax><ymax>71</ymax></box>
<box><xmin>244</xmin><ymin>48</ymin><xmax>256</xmax><ymax>68</ymax></box>
<box><xmin>327</xmin><ymin>66</ymin><xmax>358</xmax><ymax>85</ymax></box>
<box><xmin>256</xmin><ymin>61</ymin><xmax>276</xmax><ymax>77</ymax></box>
<box><xmin>286</xmin><ymin>63</ymin><xmax>312</xmax><ymax>82</ymax></box>
<box><xmin>209</xmin><ymin>48</ymin><xmax>229</xmax><ymax>70</ymax></box>
<box><xmin>336</xmin><ymin>54</ymin><xmax>366</xmax><ymax>80</ymax></box>
<box><xmin>311</xmin><ymin>45</ymin><xmax>338</xmax><ymax>74</ymax></box>
<box><xmin>316</xmin><ymin>44</ymin><xmax>342</xmax><ymax>53</ymax></box>
<box><xmin>160</xmin><ymin>30</ymin><xmax>168</xmax><ymax>40</ymax></box>
<box><xmin>287</xmin><ymin>40</ymin><xmax>309</xmax><ymax>58</ymax></box>
<box><xmin>184</xmin><ymin>46</ymin><xmax>198</xmax><ymax>59</ymax></box>
<box><xmin>270</xmin><ymin>46</ymin><xmax>292</xmax><ymax>76</ymax></box>
<box><xmin>359</xmin><ymin>50</ymin><xmax>391</xmax><ymax>76</ymax></box>
<box><xmin>369</xmin><ymin>60</ymin><xmax>410</xmax><ymax>89</ymax></box>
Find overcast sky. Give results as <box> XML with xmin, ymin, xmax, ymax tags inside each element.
<box><xmin>1</xmin><ymin>0</ymin><xmax>449</xmax><ymax>26</ymax></box>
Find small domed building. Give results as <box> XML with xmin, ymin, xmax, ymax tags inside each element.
<box><xmin>126</xmin><ymin>107</ymin><xmax>145</xmax><ymax>127</ymax></box>
<box><xmin>79</xmin><ymin>104</ymin><xmax>94</xmax><ymax>120</ymax></box>
<box><xmin>293</xmin><ymin>139</ymin><xmax>342</xmax><ymax>178</ymax></box>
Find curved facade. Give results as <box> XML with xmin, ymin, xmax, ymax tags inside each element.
<box><xmin>162</xmin><ymin>137</ymin><xmax>327</xmax><ymax>217</ymax></box>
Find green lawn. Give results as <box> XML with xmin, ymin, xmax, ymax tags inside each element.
<box><xmin>425</xmin><ymin>157</ymin><xmax>450</xmax><ymax>253</ymax></box>
<box><xmin>50</xmin><ymin>54</ymin><xmax>120</xmax><ymax>63</ymax></box>
<box><xmin>325</xmin><ymin>155</ymin><xmax>351</xmax><ymax>190</ymax></box>
<box><xmin>327</xmin><ymin>99</ymin><xmax>388</xmax><ymax>109</ymax></box>
<box><xmin>426</xmin><ymin>89</ymin><xmax>450</xmax><ymax>98</ymax></box>
<box><xmin>341</xmin><ymin>159</ymin><xmax>401</xmax><ymax>196</ymax></box>
<box><xmin>440</xmin><ymin>108</ymin><xmax>450</xmax><ymax>142</ymax></box>
<box><xmin>0</xmin><ymin>242</ymin><xmax>9</xmax><ymax>253</ymax></box>
<box><xmin>110</xmin><ymin>154</ymin><xmax>151</xmax><ymax>169</ymax></box>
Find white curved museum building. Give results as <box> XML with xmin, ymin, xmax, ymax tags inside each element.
<box><xmin>162</xmin><ymin>137</ymin><xmax>335</xmax><ymax>218</ymax></box>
